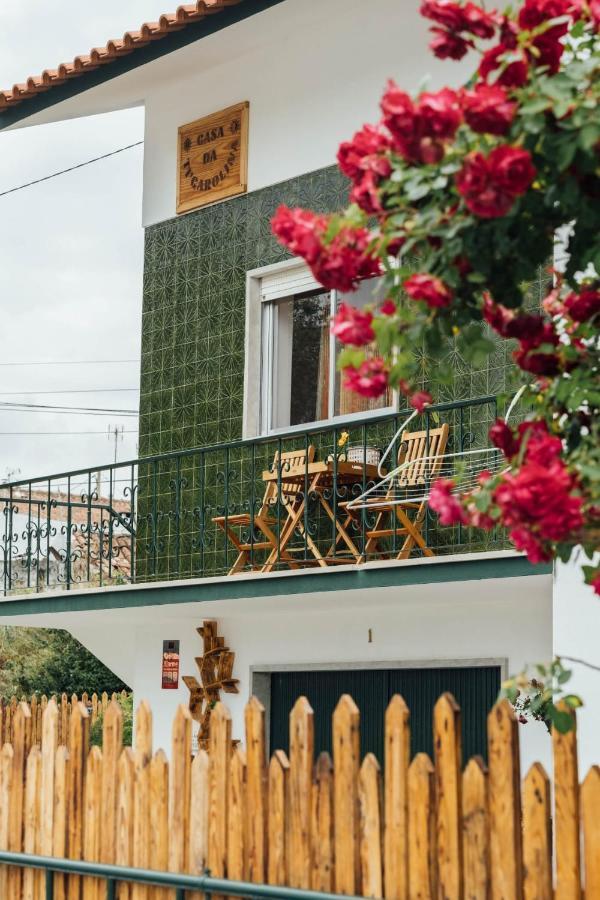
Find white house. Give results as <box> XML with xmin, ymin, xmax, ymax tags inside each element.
<box><xmin>0</xmin><ymin>0</ymin><xmax>596</xmax><ymax>773</ymax></box>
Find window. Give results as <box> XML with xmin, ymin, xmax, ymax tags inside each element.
<box><xmin>259</xmin><ymin>266</ymin><xmax>393</xmax><ymax>433</ymax></box>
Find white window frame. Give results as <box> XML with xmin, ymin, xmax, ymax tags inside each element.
<box><xmin>243</xmin><ymin>258</ymin><xmax>396</xmax><ymax>439</ymax></box>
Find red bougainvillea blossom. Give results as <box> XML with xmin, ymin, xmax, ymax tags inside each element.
<box><xmin>564</xmin><ymin>289</ymin><xmax>600</xmax><ymax>323</ymax></box>
<box><xmin>421</xmin><ymin>0</ymin><xmax>496</xmax><ymax>58</ymax></box>
<box><xmin>330</xmin><ymin>303</ymin><xmax>375</xmax><ymax>346</ymax></box>
<box><xmin>404</xmin><ymin>274</ymin><xmax>453</xmax><ymax>307</ymax></box>
<box><xmin>409</xmin><ymin>390</ymin><xmax>434</xmax><ymax>412</ymax></box>
<box><xmin>343</xmin><ymin>358</ymin><xmax>389</xmax><ymax>398</ymax></box>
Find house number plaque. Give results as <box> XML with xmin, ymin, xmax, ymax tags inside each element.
<box><xmin>177</xmin><ymin>101</ymin><xmax>249</xmax><ymax>214</ymax></box>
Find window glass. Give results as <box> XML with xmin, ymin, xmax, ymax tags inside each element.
<box><xmin>334</xmin><ymin>278</ymin><xmax>392</xmax><ymax>417</ymax></box>
<box><xmin>261</xmin><ymin>275</ymin><xmax>393</xmax><ymax>432</ymax></box>
<box><xmin>269</xmin><ymin>290</ymin><xmax>331</xmax><ymax>430</ymax></box>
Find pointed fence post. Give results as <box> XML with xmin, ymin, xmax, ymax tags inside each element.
<box><xmin>149</xmin><ymin>750</ymin><xmax>170</xmax><ymax>900</ymax></box>
<box><xmin>311</xmin><ymin>752</ymin><xmax>333</xmax><ymax>893</ymax></box>
<box><xmin>189</xmin><ymin>749</ymin><xmax>209</xmax><ymax>875</ymax></box>
<box><xmin>462</xmin><ymin>757</ymin><xmax>489</xmax><ymax>900</ymax></box>
<box><xmin>116</xmin><ymin>747</ymin><xmax>135</xmax><ymax>900</ymax></box>
<box><xmin>67</xmin><ymin>702</ymin><xmax>89</xmax><ymax>900</ymax></box>
<box><xmin>581</xmin><ymin>766</ymin><xmax>600</xmax><ymax>900</ymax></box>
<box><xmin>553</xmin><ymin>708</ymin><xmax>581</xmax><ymax>900</ymax></box>
<box><xmin>208</xmin><ymin>703</ymin><xmax>231</xmax><ymax>885</ymax></box>
<box><xmin>289</xmin><ymin>697</ymin><xmax>314</xmax><ymax>889</ymax></box>
<box><xmin>227</xmin><ymin>747</ymin><xmax>247</xmax><ymax>882</ymax></box>
<box><xmin>60</xmin><ymin>694</ymin><xmax>69</xmax><ymax>745</ymax></box>
<box><xmin>40</xmin><ymin>698</ymin><xmax>59</xmax><ymax>860</ymax></box>
<box><xmin>23</xmin><ymin>745</ymin><xmax>42</xmax><ymax>900</ymax></box>
<box><xmin>487</xmin><ymin>701</ymin><xmax>523</xmax><ymax>900</ymax></box>
<box><xmin>9</xmin><ymin>701</ymin><xmax>31</xmax><ymax>898</ymax></box>
<box><xmin>169</xmin><ymin>705</ymin><xmax>192</xmax><ymax>876</ymax></box>
<box><xmin>384</xmin><ymin>695</ymin><xmax>409</xmax><ymax>900</ymax></box>
<box><xmin>53</xmin><ymin>745</ymin><xmax>70</xmax><ymax>900</ymax></box>
<box><xmin>522</xmin><ymin>762</ymin><xmax>552</xmax><ymax>900</ymax></box>
<box><xmin>358</xmin><ymin>753</ymin><xmax>383</xmax><ymax>899</ymax></box>
<box><xmin>408</xmin><ymin>753</ymin><xmax>437</xmax><ymax>900</ymax></box>
<box><xmin>0</xmin><ymin>744</ymin><xmax>13</xmax><ymax>899</ymax></box>
<box><xmin>245</xmin><ymin>697</ymin><xmax>266</xmax><ymax>883</ymax></box>
<box><xmin>268</xmin><ymin>751</ymin><xmax>290</xmax><ymax>887</ymax></box>
<box><xmin>83</xmin><ymin>746</ymin><xmax>103</xmax><ymax>900</ymax></box>
<box><xmin>433</xmin><ymin>693</ymin><xmax>462</xmax><ymax>900</ymax></box>
<box><xmin>333</xmin><ymin>694</ymin><xmax>360</xmax><ymax>896</ymax></box>
<box><xmin>101</xmin><ymin>701</ymin><xmax>123</xmax><ymax>866</ymax></box>
<box><xmin>132</xmin><ymin>700</ymin><xmax>153</xmax><ymax>900</ymax></box>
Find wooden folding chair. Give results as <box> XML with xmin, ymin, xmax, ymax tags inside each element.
<box><xmin>212</xmin><ymin>445</ymin><xmax>315</xmax><ymax>575</ymax></box>
<box><xmin>350</xmin><ymin>424</ymin><xmax>449</xmax><ymax>560</ymax></box>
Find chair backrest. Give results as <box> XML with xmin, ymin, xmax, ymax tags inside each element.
<box><xmin>261</xmin><ymin>445</ymin><xmax>316</xmax><ymax>512</ymax></box>
<box><xmin>395</xmin><ymin>424</ymin><xmax>449</xmax><ymax>487</ymax></box>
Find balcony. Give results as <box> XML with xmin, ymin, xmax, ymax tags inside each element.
<box><xmin>0</xmin><ymin>395</ymin><xmax>514</xmax><ymax>597</ymax></box>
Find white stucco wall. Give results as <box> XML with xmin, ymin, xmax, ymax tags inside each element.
<box><xmin>140</xmin><ymin>0</ymin><xmax>473</xmax><ymax>226</ymax></box>
<box><xmin>64</xmin><ymin>571</ymin><xmax>553</xmax><ymax>773</ymax></box>
<box><xmin>553</xmin><ymin>556</ymin><xmax>600</xmax><ymax>776</ymax></box>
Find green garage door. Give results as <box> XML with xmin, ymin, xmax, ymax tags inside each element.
<box><xmin>269</xmin><ymin>665</ymin><xmax>500</xmax><ymax>763</ymax></box>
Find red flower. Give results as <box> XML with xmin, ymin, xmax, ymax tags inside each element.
<box><xmin>409</xmin><ymin>390</ymin><xmax>433</xmax><ymax>412</ymax></box>
<box><xmin>591</xmin><ymin>571</ymin><xmax>600</xmax><ymax>597</ymax></box>
<box><xmin>271</xmin><ymin>206</ymin><xmax>327</xmax><ymax>265</ymax></box>
<box><xmin>404</xmin><ymin>273</ymin><xmax>453</xmax><ymax>308</ymax></box>
<box><xmin>419</xmin><ymin>88</ymin><xmax>463</xmax><ymax>139</ymax></box>
<box><xmin>430</xmin><ymin>27</ymin><xmax>471</xmax><ymax>58</ymax></box>
<box><xmin>518</xmin><ymin>0</ymin><xmax>571</xmax><ymax>31</ymax></box>
<box><xmin>591</xmin><ymin>0</ymin><xmax>600</xmax><ymax>29</ymax></box>
<box><xmin>514</xmin><ymin>347</ymin><xmax>561</xmax><ymax>375</ymax></box>
<box><xmin>462</xmin><ymin>1</ymin><xmax>497</xmax><ymax>37</ymax></box>
<box><xmin>331</xmin><ymin>303</ymin><xmax>375</xmax><ymax>346</ymax></box>
<box><xmin>350</xmin><ymin>171</ymin><xmax>384</xmax><ymax>214</ymax></box>
<box><xmin>429</xmin><ymin>478</ymin><xmax>469</xmax><ymax>525</ymax></box>
<box><xmin>461</xmin><ymin>84</ymin><xmax>517</xmax><ymax>135</ymax></box>
<box><xmin>343</xmin><ymin>358</ymin><xmax>389</xmax><ymax>398</ymax></box>
<box><xmin>490</xmin><ymin>419</ymin><xmax>519</xmax><ymax>457</ymax></box>
<box><xmin>456</xmin><ymin>147</ymin><xmax>535</xmax><ymax>218</ymax></box>
<box><xmin>456</xmin><ymin>152</ymin><xmax>513</xmax><ymax>217</ymax></box>
<box><xmin>493</xmin><ymin>458</ymin><xmax>583</xmax><ymax>558</ymax></box>
<box><xmin>381</xmin><ymin>81</ymin><xmax>417</xmax><ymax>140</ymax></box>
<box><xmin>420</xmin><ymin>0</ymin><xmax>466</xmax><ymax>30</ymax></box>
<box><xmin>337</xmin><ymin>124</ymin><xmax>392</xmax><ymax>182</ymax></box>
<box><xmin>380</xmin><ymin>298</ymin><xmax>397</xmax><ymax>315</ymax></box>
<box><xmin>530</xmin><ymin>31</ymin><xmax>565</xmax><ymax>73</ymax></box>
<box><xmin>479</xmin><ymin>44</ymin><xmax>529</xmax><ymax>86</ymax></box>
<box><xmin>489</xmin><ymin>145</ymin><xmax>536</xmax><ymax>195</ymax></box>
<box><xmin>271</xmin><ymin>206</ymin><xmax>380</xmax><ymax>293</ymax></box>
<box><xmin>564</xmin><ymin>288</ymin><xmax>600</xmax><ymax>322</ymax></box>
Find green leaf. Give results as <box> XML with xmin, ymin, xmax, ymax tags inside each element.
<box><xmin>579</xmin><ymin>124</ymin><xmax>600</xmax><ymax>151</ymax></box>
<box><xmin>337</xmin><ymin>348</ymin><xmax>365</xmax><ymax>371</ymax></box>
<box><xmin>550</xmin><ymin>707</ymin><xmax>575</xmax><ymax>733</ymax></box>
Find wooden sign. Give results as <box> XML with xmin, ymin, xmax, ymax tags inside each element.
<box><xmin>161</xmin><ymin>639</ymin><xmax>180</xmax><ymax>689</ymax></box>
<box><xmin>177</xmin><ymin>101</ymin><xmax>249</xmax><ymax>214</ymax></box>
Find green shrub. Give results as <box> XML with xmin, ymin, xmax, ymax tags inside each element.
<box><xmin>90</xmin><ymin>694</ymin><xmax>133</xmax><ymax>747</ymax></box>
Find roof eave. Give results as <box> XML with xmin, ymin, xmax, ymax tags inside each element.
<box><xmin>0</xmin><ymin>0</ymin><xmax>285</xmax><ymax>131</ymax></box>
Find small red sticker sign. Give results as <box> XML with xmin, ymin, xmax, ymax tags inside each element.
<box><xmin>162</xmin><ymin>640</ymin><xmax>180</xmax><ymax>690</ymax></box>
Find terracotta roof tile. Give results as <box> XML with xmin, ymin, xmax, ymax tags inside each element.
<box><xmin>0</xmin><ymin>0</ymin><xmax>244</xmax><ymax>114</ymax></box>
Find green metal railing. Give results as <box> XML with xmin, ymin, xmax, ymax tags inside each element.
<box><xmin>0</xmin><ymin>850</ymin><xmax>362</xmax><ymax>900</ymax></box>
<box><xmin>0</xmin><ymin>395</ymin><xmax>511</xmax><ymax>596</ymax></box>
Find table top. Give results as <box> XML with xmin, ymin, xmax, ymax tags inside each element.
<box><xmin>262</xmin><ymin>460</ymin><xmax>383</xmax><ymax>484</ymax></box>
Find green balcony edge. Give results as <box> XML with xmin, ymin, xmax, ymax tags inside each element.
<box><xmin>0</xmin><ymin>554</ymin><xmax>552</xmax><ymax>617</ymax></box>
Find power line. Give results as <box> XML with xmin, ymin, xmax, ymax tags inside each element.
<box><xmin>0</xmin><ymin>401</ymin><xmax>137</xmax><ymax>416</ymax></box>
<box><xmin>0</xmin><ymin>388</ymin><xmax>140</xmax><ymax>395</ymax></box>
<box><xmin>0</xmin><ymin>141</ymin><xmax>144</xmax><ymax>199</ymax></box>
<box><xmin>0</xmin><ymin>430</ymin><xmax>138</xmax><ymax>436</ymax></box>
<box><xmin>0</xmin><ymin>359</ymin><xmax>139</xmax><ymax>367</ymax></box>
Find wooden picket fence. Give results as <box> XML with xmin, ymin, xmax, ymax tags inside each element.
<box><xmin>0</xmin><ymin>691</ymin><xmax>129</xmax><ymax>747</ymax></box>
<box><xmin>0</xmin><ymin>691</ymin><xmax>597</xmax><ymax>899</ymax></box>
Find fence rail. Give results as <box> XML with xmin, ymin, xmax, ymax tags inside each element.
<box><xmin>0</xmin><ymin>691</ymin><xmax>595</xmax><ymax>899</ymax></box>
<box><xmin>0</xmin><ymin>395</ymin><xmax>513</xmax><ymax>597</ymax></box>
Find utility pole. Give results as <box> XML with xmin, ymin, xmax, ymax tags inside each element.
<box><xmin>107</xmin><ymin>424</ymin><xmax>124</xmax><ymax>464</ymax></box>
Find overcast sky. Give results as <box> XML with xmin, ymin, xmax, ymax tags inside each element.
<box><xmin>0</xmin><ymin>1</ymin><xmax>173</xmax><ymax>484</ymax></box>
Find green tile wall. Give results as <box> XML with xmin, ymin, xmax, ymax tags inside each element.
<box><xmin>136</xmin><ymin>166</ymin><xmax>549</xmax><ymax>581</ymax></box>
